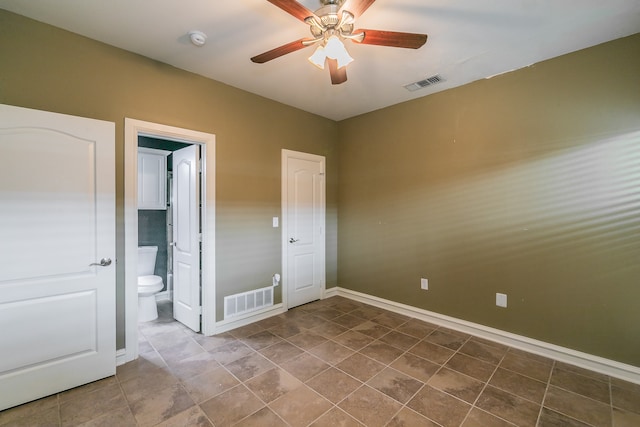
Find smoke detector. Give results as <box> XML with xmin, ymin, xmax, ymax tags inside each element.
<box><xmin>188</xmin><ymin>31</ymin><xmax>207</xmax><ymax>47</ymax></box>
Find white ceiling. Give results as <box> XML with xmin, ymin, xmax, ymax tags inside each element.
<box><xmin>1</xmin><ymin>0</ymin><xmax>639</xmax><ymax>120</ymax></box>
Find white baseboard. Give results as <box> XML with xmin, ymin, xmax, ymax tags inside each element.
<box><xmin>335</xmin><ymin>287</ymin><xmax>640</xmax><ymax>385</ymax></box>
<box><xmin>323</xmin><ymin>286</ymin><xmax>339</xmax><ymax>299</ymax></box>
<box><xmin>212</xmin><ymin>303</ymin><xmax>286</xmax><ymax>335</ymax></box>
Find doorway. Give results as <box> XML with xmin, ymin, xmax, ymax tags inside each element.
<box><xmin>123</xmin><ymin>119</ymin><xmax>216</xmax><ymax>365</ymax></box>
<box><xmin>281</xmin><ymin>149</ymin><xmax>326</xmax><ymax>309</ymax></box>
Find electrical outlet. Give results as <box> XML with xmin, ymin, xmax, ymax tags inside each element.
<box><xmin>272</xmin><ymin>217</ymin><xmax>279</xmax><ymax>227</ymax></box>
<box><xmin>496</xmin><ymin>293</ymin><xmax>508</xmax><ymax>308</ymax></box>
<box><xmin>421</xmin><ymin>278</ymin><xmax>429</xmax><ymax>290</ymax></box>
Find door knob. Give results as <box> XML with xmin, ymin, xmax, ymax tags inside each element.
<box><xmin>289</xmin><ymin>238</ymin><xmax>299</xmax><ymax>243</ymax></box>
<box><xmin>90</xmin><ymin>258</ymin><xmax>112</xmax><ymax>267</ymax></box>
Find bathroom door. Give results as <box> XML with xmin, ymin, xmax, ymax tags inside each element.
<box><xmin>172</xmin><ymin>144</ymin><xmax>201</xmax><ymax>332</ymax></box>
<box><xmin>282</xmin><ymin>150</ymin><xmax>326</xmax><ymax>309</ymax></box>
<box><xmin>0</xmin><ymin>104</ymin><xmax>116</xmax><ymax>410</ymax></box>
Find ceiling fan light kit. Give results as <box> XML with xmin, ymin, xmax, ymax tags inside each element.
<box><xmin>252</xmin><ymin>0</ymin><xmax>428</xmax><ymax>85</ymax></box>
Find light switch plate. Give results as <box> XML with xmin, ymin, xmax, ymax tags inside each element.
<box><xmin>496</xmin><ymin>293</ymin><xmax>508</xmax><ymax>308</ymax></box>
<box><xmin>272</xmin><ymin>217</ymin><xmax>279</xmax><ymax>228</ymax></box>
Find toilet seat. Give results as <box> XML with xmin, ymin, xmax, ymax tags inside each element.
<box><xmin>138</xmin><ymin>275</ymin><xmax>163</xmax><ymax>289</ymax></box>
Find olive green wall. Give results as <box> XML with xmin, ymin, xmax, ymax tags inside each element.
<box><xmin>0</xmin><ymin>10</ymin><xmax>339</xmax><ymax>349</ymax></box>
<box><xmin>337</xmin><ymin>33</ymin><xmax>640</xmax><ymax>366</ymax></box>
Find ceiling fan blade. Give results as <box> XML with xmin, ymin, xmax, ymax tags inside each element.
<box><xmin>354</xmin><ymin>29</ymin><xmax>428</xmax><ymax>49</ymax></box>
<box><xmin>328</xmin><ymin>59</ymin><xmax>347</xmax><ymax>85</ymax></box>
<box><xmin>251</xmin><ymin>38</ymin><xmax>312</xmax><ymax>63</ymax></box>
<box><xmin>340</xmin><ymin>0</ymin><xmax>376</xmax><ymax>18</ymax></box>
<box><xmin>266</xmin><ymin>0</ymin><xmax>317</xmax><ymax>22</ymax></box>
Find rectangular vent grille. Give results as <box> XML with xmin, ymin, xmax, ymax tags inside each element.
<box><xmin>224</xmin><ymin>286</ymin><xmax>274</xmax><ymax>319</ymax></box>
<box><xmin>404</xmin><ymin>74</ymin><xmax>445</xmax><ymax>92</ymax></box>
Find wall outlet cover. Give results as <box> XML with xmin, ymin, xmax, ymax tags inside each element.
<box><xmin>421</xmin><ymin>278</ymin><xmax>428</xmax><ymax>290</ymax></box>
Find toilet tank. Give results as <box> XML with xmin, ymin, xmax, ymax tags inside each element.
<box><xmin>138</xmin><ymin>246</ymin><xmax>158</xmax><ymax>276</ymax></box>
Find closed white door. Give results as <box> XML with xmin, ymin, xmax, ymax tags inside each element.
<box><xmin>172</xmin><ymin>144</ymin><xmax>201</xmax><ymax>331</ymax></box>
<box><xmin>0</xmin><ymin>104</ymin><xmax>115</xmax><ymax>410</ymax></box>
<box><xmin>283</xmin><ymin>150</ymin><xmax>325</xmax><ymax>308</ymax></box>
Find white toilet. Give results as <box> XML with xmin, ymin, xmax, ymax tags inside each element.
<box><xmin>138</xmin><ymin>246</ymin><xmax>164</xmax><ymax>322</ymax></box>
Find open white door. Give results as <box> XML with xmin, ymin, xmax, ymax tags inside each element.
<box><xmin>0</xmin><ymin>104</ymin><xmax>115</xmax><ymax>410</ymax></box>
<box><xmin>283</xmin><ymin>150</ymin><xmax>326</xmax><ymax>309</ymax></box>
<box><xmin>172</xmin><ymin>144</ymin><xmax>201</xmax><ymax>332</ymax></box>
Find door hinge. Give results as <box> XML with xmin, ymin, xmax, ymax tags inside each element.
<box><xmin>197</xmin><ymin>306</ymin><xmax>202</xmax><ymax>315</ymax></box>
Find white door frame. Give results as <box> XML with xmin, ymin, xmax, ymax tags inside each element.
<box><xmin>122</xmin><ymin>118</ymin><xmax>215</xmax><ymax>364</ymax></box>
<box><xmin>281</xmin><ymin>149</ymin><xmax>326</xmax><ymax>309</ymax></box>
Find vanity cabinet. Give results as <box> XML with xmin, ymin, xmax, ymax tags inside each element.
<box><xmin>138</xmin><ymin>148</ymin><xmax>170</xmax><ymax>210</ymax></box>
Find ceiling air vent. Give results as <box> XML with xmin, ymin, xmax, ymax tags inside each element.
<box><xmin>404</xmin><ymin>74</ymin><xmax>445</xmax><ymax>92</ymax></box>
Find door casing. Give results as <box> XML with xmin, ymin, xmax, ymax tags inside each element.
<box><xmin>123</xmin><ymin>119</ymin><xmax>215</xmax><ymax>365</ymax></box>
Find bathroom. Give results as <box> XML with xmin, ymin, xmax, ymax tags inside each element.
<box><xmin>137</xmin><ymin>135</ymin><xmax>196</xmax><ymax>322</ymax></box>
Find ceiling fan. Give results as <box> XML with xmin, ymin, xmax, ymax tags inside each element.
<box><xmin>251</xmin><ymin>0</ymin><xmax>428</xmax><ymax>85</ymax></box>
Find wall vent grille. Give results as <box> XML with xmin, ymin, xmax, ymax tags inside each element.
<box><xmin>404</xmin><ymin>74</ymin><xmax>445</xmax><ymax>92</ymax></box>
<box><xmin>224</xmin><ymin>286</ymin><xmax>274</xmax><ymax>319</ymax></box>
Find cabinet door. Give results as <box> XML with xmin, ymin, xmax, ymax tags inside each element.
<box><xmin>138</xmin><ymin>149</ymin><xmax>168</xmax><ymax>209</ymax></box>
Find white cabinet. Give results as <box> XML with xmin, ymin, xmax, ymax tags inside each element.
<box><xmin>138</xmin><ymin>148</ymin><xmax>170</xmax><ymax>210</ymax></box>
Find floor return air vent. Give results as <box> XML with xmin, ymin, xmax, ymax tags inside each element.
<box><xmin>224</xmin><ymin>286</ymin><xmax>274</xmax><ymax>319</ymax></box>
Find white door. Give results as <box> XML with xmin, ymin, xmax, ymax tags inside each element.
<box><xmin>0</xmin><ymin>104</ymin><xmax>115</xmax><ymax>411</ymax></box>
<box><xmin>282</xmin><ymin>150</ymin><xmax>326</xmax><ymax>308</ymax></box>
<box><xmin>172</xmin><ymin>144</ymin><xmax>201</xmax><ymax>331</ymax></box>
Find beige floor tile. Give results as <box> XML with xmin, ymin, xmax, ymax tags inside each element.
<box><xmin>181</xmin><ymin>367</ymin><xmax>239</xmax><ymax>403</ymax></box>
<box><xmin>408</xmin><ymin>339</ymin><xmax>455</xmax><ymax>364</ymax></box>
<box><xmin>459</xmin><ymin>340</ymin><xmax>507</xmax><ymax>365</ymax></box>
<box><xmin>390</xmin><ymin>353</ymin><xmax>440</xmax><ymax>382</ymax></box>
<box><xmin>333</xmin><ymin>314</ymin><xmax>368</xmax><ymax>329</ymax></box>
<box><xmin>310</xmin><ymin>320</ymin><xmax>349</xmax><ymax>338</ymax></box>
<box><xmin>308</xmin><ymin>340</ymin><xmax>355</xmax><ymax>365</ymax></box>
<box><xmin>550</xmin><ymin>366</ymin><xmax>610</xmax><ymax>404</ymax></box>
<box><xmin>543</xmin><ymin>385</ymin><xmax>612</xmax><ymax>427</ymax></box>
<box><xmin>370</xmin><ymin>312</ymin><xmax>409</xmax><ymax>329</ymax></box>
<box><xmin>427</xmin><ymin>368</ymin><xmax>484</xmax><ymax>404</ymax></box>
<box><xmin>367</xmin><ymin>367</ymin><xmax>424</xmax><ymax>404</ymax></box>
<box><xmin>425</xmin><ymin>330</ymin><xmax>468</xmax><ymax>350</ymax></box>
<box><xmin>233</xmin><ymin>407</ymin><xmax>288</xmax><ymax>427</ymax></box>
<box><xmin>157</xmin><ymin>339</ymin><xmax>206</xmax><ymax>365</ymax></box>
<box><xmin>378</xmin><ymin>331</ymin><xmax>420</xmax><ymax>351</ymax></box>
<box><xmin>207</xmin><ymin>340</ymin><xmax>255</xmax><ymax>365</ymax></box>
<box><xmin>0</xmin><ymin>406</ymin><xmax>60</xmax><ymax>427</ymax></box>
<box><xmin>407</xmin><ymin>385</ymin><xmax>471</xmax><ymax>427</ymax></box>
<box><xmin>475</xmin><ymin>385</ymin><xmax>540</xmax><ymax>427</ymax></box>
<box><xmin>269</xmin><ymin>385</ymin><xmax>332</xmax><ymax>426</ymax></box>
<box><xmin>128</xmin><ymin>384</ymin><xmax>195</xmax><ymax>427</ymax></box>
<box><xmin>336</xmin><ymin>353</ymin><xmax>385</xmax><ymax>382</ymax></box>
<box><xmin>387</xmin><ymin>407</ymin><xmax>439</xmax><ymax>427</ymax></box>
<box><xmin>200</xmin><ymin>385</ymin><xmax>264</xmax><ymax>427</ymax></box>
<box><xmin>166</xmin><ymin>351</ymin><xmax>221</xmax><ymax>381</ymax></box>
<box><xmin>228</xmin><ymin>322</ymin><xmax>264</xmax><ymax>339</ymax></box>
<box><xmin>351</xmin><ymin>321</ymin><xmax>391</xmax><ymax>339</ymax></box>
<box><xmin>445</xmin><ymin>353</ymin><xmax>496</xmax><ymax>382</ymax></box>
<box><xmin>224</xmin><ymin>352</ymin><xmax>275</xmax><ymax>382</ymax></box>
<box><xmin>359</xmin><ymin>341</ymin><xmax>404</xmax><ymax>365</ymax></box>
<box><xmin>193</xmin><ymin>331</ymin><xmax>237</xmax><ymax>351</ymax></box>
<box><xmin>612</xmin><ymin>384</ymin><xmax>640</xmax><ymax>414</ymax></box>
<box><xmin>287</xmin><ymin>330</ymin><xmax>328</xmax><ymax>350</ymax></box>
<box><xmin>499</xmin><ymin>351</ymin><xmax>553</xmax><ymax>383</ymax></box>
<box><xmin>537</xmin><ymin>407</ymin><xmax>591</xmax><ymax>426</ymax></box>
<box><xmin>240</xmin><ymin>330</ymin><xmax>282</xmax><ymax>350</ymax></box>
<box><xmin>613</xmin><ymin>407</ymin><xmax>640</xmax><ymax>427</ymax></box>
<box><xmin>267</xmin><ymin>321</ymin><xmax>302</xmax><ymax>338</ymax></box>
<box><xmin>310</xmin><ymin>407</ymin><xmax>364</xmax><ymax>427</ymax></box>
<box><xmin>349</xmin><ymin>306</ymin><xmax>385</xmax><ymax>320</ymax></box>
<box><xmin>280</xmin><ymin>353</ymin><xmax>330</xmax><ymax>382</ymax></box>
<box><xmin>395</xmin><ymin>319</ymin><xmax>437</xmax><ymax>339</ymax></box>
<box><xmin>245</xmin><ymin>368</ymin><xmax>303</xmax><ymax>403</ymax></box>
<box><xmin>59</xmin><ymin>383</ymin><xmax>129</xmax><ymax>426</ymax></box>
<box><xmin>307</xmin><ymin>367</ymin><xmax>362</xmax><ymax>403</ymax></box>
<box><xmin>333</xmin><ymin>330</ymin><xmax>376</xmax><ymax>351</ymax></box>
<box><xmin>120</xmin><ymin>367</ymin><xmax>179</xmax><ymax>404</ymax></box>
<box><xmin>0</xmin><ymin>395</ymin><xmax>58</xmax><ymax>426</ymax></box>
<box><xmin>489</xmin><ymin>367</ymin><xmax>547</xmax><ymax>404</ymax></box>
<box><xmin>338</xmin><ymin>385</ymin><xmax>403</xmax><ymax>427</ymax></box>
<box><xmin>258</xmin><ymin>340</ymin><xmax>304</xmax><ymax>364</ymax></box>
<box><xmin>462</xmin><ymin>408</ymin><xmax>516</xmax><ymax>427</ymax></box>
<box><xmin>77</xmin><ymin>407</ymin><xmax>137</xmax><ymax>427</ymax></box>
<box><xmin>154</xmin><ymin>406</ymin><xmax>212</xmax><ymax>427</ymax></box>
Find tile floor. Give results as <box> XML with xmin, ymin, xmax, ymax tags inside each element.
<box><xmin>1</xmin><ymin>296</ymin><xmax>639</xmax><ymax>426</ymax></box>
